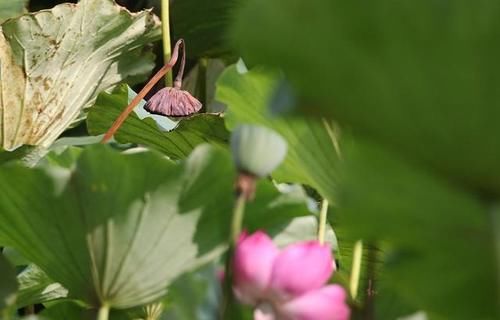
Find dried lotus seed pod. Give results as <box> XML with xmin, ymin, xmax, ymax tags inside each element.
<box><xmin>144</xmin><ymin>87</ymin><xmax>202</xmax><ymax>117</ymax></box>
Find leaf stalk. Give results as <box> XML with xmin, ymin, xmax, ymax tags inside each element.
<box><xmin>161</xmin><ymin>0</ymin><xmax>172</xmax><ymax>86</ymax></box>
<box><xmin>97</xmin><ymin>303</ymin><xmax>110</xmax><ymax>320</ymax></box>
<box><xmin>318</xmin><ymin>199</ymin><xmax>329</xmax><ymax>244</ymax></box>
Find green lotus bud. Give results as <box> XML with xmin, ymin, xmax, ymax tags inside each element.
<box><xmin>230</xmin><ymin>124</ymin><xmax>288</xmax><ymax>177</ymax></box>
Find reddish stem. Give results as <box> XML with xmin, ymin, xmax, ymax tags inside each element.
<box><xmin>101</xmin><ymin>39</ymin><xmax>185</xmax><ymax>143</ymax></box>
<box><xmin>235</xmin><ymin>172</ymin><xmax>257</xmax><ymax>201</ymax></box>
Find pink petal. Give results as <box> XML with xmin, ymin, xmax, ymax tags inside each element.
<box><xmin>233</xmin><ymin>231</ymin><xmax>279</xmax><ymax>305</ymax></box>
<box><xmin>269</xmin><ymin>241</ymin><xmax>333</xmax><ymax>298</ymax></box>
<box><xmin>278</xmin><ymin>285</ymin><xmax>350</xmax><ymax>320</ymax></box>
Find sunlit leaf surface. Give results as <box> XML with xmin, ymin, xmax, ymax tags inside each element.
<box><xmin>0</xmin><ymin>145</ymin><xmax>233</xmax><ymax>308</ymax></box>
<box><xmin>0</xmin><ymin>0</ymin><xmax>160</xmax><ymax>151</ymax></box>
<box><xmin>16</xmin><ymin>265</ymin><xmax>68</xmax><ymax>308</ymax></box>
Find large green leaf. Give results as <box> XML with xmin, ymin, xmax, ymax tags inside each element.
<box><xmin>215</xmin><ymin>65</ymin><xmax>340</xmax><ymax>199</ymax></box>
<box><xmin>0</xmin><ymin>0</ymin><xmax>160</xmax><ymax>151</ymax></box>
<box><xmin>0</xmin><ymin>253</ymin><xmax>17</xmax><ymax>310</ymax></box>
<box><xmin>87</xmin><ymin>84</ymin><xmax>229</xmax><ymax>160</ymax></box>
<box><xmin>231</xmin><ymin>0</ymin><xmax>500</xmax><ymax>195</ymax></box>
<box><xmin>0</xmin><ymin>144</ymin><xmax>232</xmax><ymax>309</ymax></box>
<box><xmin>0</xmin><ymin>0</ymin><xmax>26</xmax><ymax>23</ymax></box>
<box><xmin>334</xmin><ymin>137</ymin><xmax>498</xmax><ymax>319</ymax></box>
<box><xmin>171</xmin><ymin>0</ymin><xmax>238</xmax><ymax>58</ymax></box>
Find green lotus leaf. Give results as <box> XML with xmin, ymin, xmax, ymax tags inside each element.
<box><xmin>0</xmin><ymin>0</ymin><xmax>160</xmax><ymax>151</ymax></box>
<box><xmin>0</xmin><ymin>144</ymin><xmax>233</xmax><ymax>309</ymax></box>
<box><xmin>231</xmin><ymin>0</ymin><xmax>500</xmax><ymax>195</ymax></box>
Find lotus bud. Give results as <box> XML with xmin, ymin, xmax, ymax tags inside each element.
<box><xmin>230</xmin><ymin>124</ymin><xmax>287</xmax><ymax>177</ymax></box>
<box><xmin>230</xmin><ymin>124</ymin><xmax>287</xmax><ymax>199</ymax></box>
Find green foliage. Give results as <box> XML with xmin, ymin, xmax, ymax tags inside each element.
<box><xmin>231</xmin><ymin>0</ymin><xmax>500</xmax><ymax>196</ymax></box>
<box><xmin>0</xmin><ymin>145</ymin><xmax>232</xmax><ymax>308</ymax></box>
<box><xmin>319</xmin><ymin>136</ymin><xmax>500</xmax><ymax>319</ymax></box>
<box><xmin>0</xmin><ymin>143</ymin><xmax>317</xmax><ymax>312</ymax></box>
<box><xmin>0</xmin><ymin>0</ymin><xmax>496</xmax><ymax>318</ymax></box>
<box><xmin>0</xmin><ymin>0</ymin><xmax>27</xmax><ymax>23</ymax></box>
<box><xmin>0</xmin><ymin>253</ymin><xmax>18</xmax><ymax>310</ymax></box>
<box><xmin>40</xmin><ymin>301</ymin><xmax>94</xmax><ymax>319</ymax></box>
<box><xmin>87</xmin><ymin>85</ymin><xmax>229</xmax><ymax>160</ymax></box>
<box><xmin>171</xmin><ymin>0</ymin><xmax>239</xmax><ymax>58</ymax></box>
<box><xmin>161</xmin><ymin>265</ymin><xmax>220</xmax><ymax>320</ymax></box>
<box><xmin>230</xmin><ymin>1</ymin><xmax>500</xmax><ymax>318</ymax></box>
<box><xmin>216</xmin><ymin>65</ymin><xmax>340</xmax><ymax>199</ymax></box>
<box><xmin>1</xmin><ymin>247</ymin><xmax>30</xmax><ymax>266</ymax></box>
<box><xmin>334</xmin><ymin>138</ymin><xmax>498</xmax><ymax>319</ymax></box>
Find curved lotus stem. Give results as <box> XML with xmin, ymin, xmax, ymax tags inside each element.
<box><xmin>173</xmin><ymin>37</ymin><xmax>186</xmax><ymax>89</ymax></box>
<box><xmin>101</xmin><ymin>39</ymin><xmax>185</xmax><ymax>144</ymax></box>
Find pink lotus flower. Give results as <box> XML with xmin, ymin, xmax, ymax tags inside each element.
<box><xmin>233</xmin><ymin>231</ymin><xmax>350</xmax><ymax>320</ymax></box>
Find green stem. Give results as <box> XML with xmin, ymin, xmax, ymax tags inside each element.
<box><xmin>318</xmin><ymin>199</ymin><xmax>329</xmax><ymax>244</ymax></box>
<box><xmin>349</xmin><ymin>240</ymin><xmax>363</xmax><ymax>299</ymax></box>
<box><xmin>231</xmin><ymin>193</ymin><xmax>247</xmax><ymax>244</ymax></box>
<box><xmin>161</xmin><ymin>0</ymin><xmax>172</xmax><ymax>86</ymax></box>
<box><xmin>97</xmin><ymin>304</ymin><xmax>110</xmax><ymax>320</ymax></box>
<box><xmin>363</xmin><ymin>244</ymin><xmax>378</xmax><ymax>320</ymax></box>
